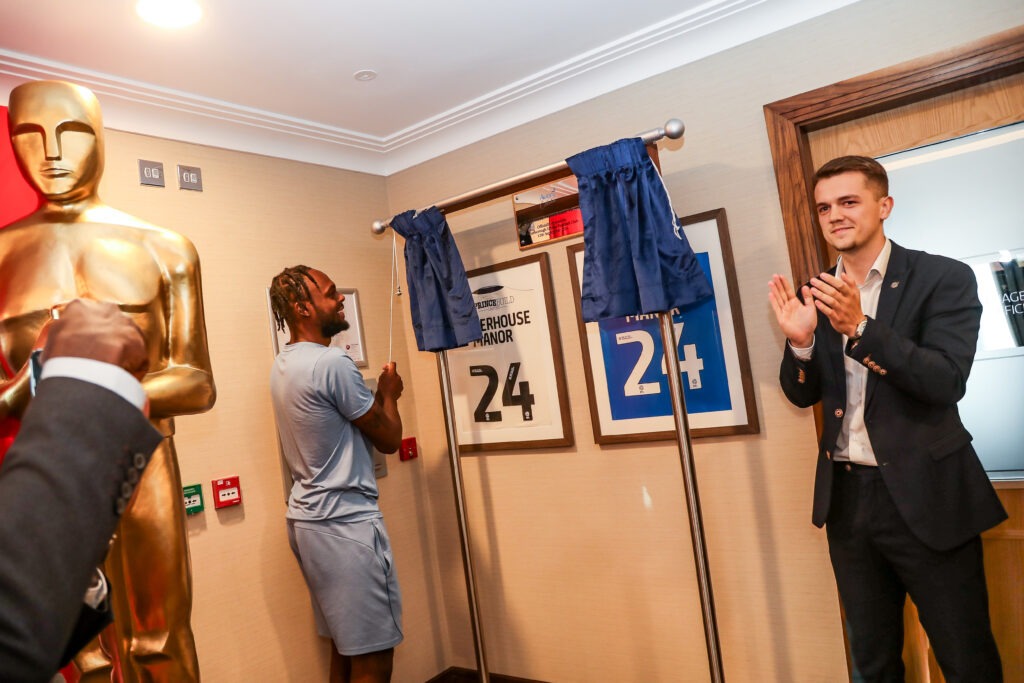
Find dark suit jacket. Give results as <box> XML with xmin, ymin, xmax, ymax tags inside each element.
<box><xmin>780</xmin><ymin>241</ymin><xmax>1007</xmax><ymax>551</ymax></box>
<box><xmin>0</xmin><ymin>376</ymin><xmax>162</xmax><ymax>683</ymax></box>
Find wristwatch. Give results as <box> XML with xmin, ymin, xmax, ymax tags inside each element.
<box><xmin>851</xmin><ymin>317</ymin><xmax>868</xmax><ymax>341</ymax></box>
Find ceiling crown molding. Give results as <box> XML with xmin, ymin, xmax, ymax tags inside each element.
<box><xmin>1</xmin><ymin>0</ymin><xmax>857</xmax><ymax>176</ymax></box>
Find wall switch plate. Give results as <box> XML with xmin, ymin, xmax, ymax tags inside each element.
<box><xmin>177</xmin><ymin>164</ymin><xmax>203</xmax><ymax>191</ymax></box>
<box><xmin>138</xmin><ymin>159</ymin><xmax>165</xmax><ymax>187</ymax></box>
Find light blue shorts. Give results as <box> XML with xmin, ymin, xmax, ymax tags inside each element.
<box><xmin>288</xmin><ymin>516</ymin><xmax>403</xmax><ymax>656</ymax></box>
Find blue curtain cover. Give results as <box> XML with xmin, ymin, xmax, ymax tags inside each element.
<box><xmin>567</xmin><ymin>137</ymin><xmax>711</xmax><ymax>322</ymax></box>
<box><xmin>391</xmin><ymin>206</ymin><xmax>482</xmax><ymax>352</ymax></box>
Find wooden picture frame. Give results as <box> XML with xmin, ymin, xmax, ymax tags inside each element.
<box><xmin>509</xmin><ymin>143</ymin><xmax>663</xmax><ymax>251</ymax></box>
<box><xmin>513</xmin><ymin>176</ymin><xmax>583</xmax><ymax>249</ymax></box>
<box><xmin>567</xmin><ymin>208</ymin><xmax>759</xmax><ymax>443</ymax></box>
<box><xmin>445</xmin><ymin>252</ymin><xmax>574</xmax><ymax>453</ymax></box>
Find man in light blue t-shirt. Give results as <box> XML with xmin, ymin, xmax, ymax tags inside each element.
<box><xmin>269</xmin><ymin>265</ymin><xmax>405</xmax><ymax>683</ymax></box>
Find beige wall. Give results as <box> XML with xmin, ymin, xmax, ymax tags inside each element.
<box><xmin>63</xmin><ymin>0</ymin><xmax>1024</xmax><ymax>681</ymax></box>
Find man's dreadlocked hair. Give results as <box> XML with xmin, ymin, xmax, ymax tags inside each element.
<box><xmin>269</xmin><ymin>265</ymin><xmax>315</xmax><ymax>333</ymax></box>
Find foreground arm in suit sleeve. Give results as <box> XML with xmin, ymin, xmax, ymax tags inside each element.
<box><xmin>0</xmin><ymin>301</ymin><xmax>162</xmax><ymax>682</ymax></box>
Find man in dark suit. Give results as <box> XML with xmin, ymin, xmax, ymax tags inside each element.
<box><xmin>0</xmin><ymin>299</ymin><xmax>161</xmax><ymax>683</ymax></box>
<box><xmin>768</xmin><ymin>156</ymin><xmax>1006</xmax><ymax>682</ymax></box>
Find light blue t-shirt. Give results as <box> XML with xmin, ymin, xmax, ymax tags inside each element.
<box><xmin>270</xmin><ymin>342</ymin><xmax>379</xmax><ymax>521</ymax></box>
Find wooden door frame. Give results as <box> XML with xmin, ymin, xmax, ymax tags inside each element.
<box><xmin>763</xmin><ymin>25</ymin><xmax>1024</xmax><ymax>286</ymax></box>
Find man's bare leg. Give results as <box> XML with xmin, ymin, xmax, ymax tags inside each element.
<box><xmin>344</xmin><ymin>648</ymin><xmax>394</xmax><ymax>683</ymax></box>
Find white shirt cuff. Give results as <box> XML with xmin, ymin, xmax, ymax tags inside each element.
<box><xmin>40</xmin><ymin>357</ymin><xmax>147</xmax><ymax>411</ymax></box>
<box><xmin>788</xmin><ymin>337</ymin><xmax>815</xmax><ymax>361</ymax></box>
<box><xmin>83</xmin><ymin>568</ymin><xmax>108</xmax><ymax>609</ymax></box>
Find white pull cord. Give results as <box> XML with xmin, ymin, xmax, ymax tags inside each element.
<box><xmin>388</xmin><ymin>232</ymin><xmax>401</xmax><ymax>362</ymax></box>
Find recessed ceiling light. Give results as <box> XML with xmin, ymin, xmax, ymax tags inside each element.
<box><xmin>136</xmin><ymin>0</ymin><xmax>202</xmax><ymax>29</ymax></box>
<box><xmin>353</xmin><ymin>70</ymin><xmax>378</xmax><ymax>82</ymax></box>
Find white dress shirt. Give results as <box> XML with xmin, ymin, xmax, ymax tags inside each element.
<box><xmin>790</xmin><ymin>239</ymin><xmax>892</xmax><ymax>465</ymax></box>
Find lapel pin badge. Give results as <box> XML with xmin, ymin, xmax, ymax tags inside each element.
<box><xmin>890</xmin><ymin>281</ymin><xmax>900</xmax><ymax>288</ymax></box>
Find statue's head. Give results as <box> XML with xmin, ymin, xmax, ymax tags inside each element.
<box><xmin>7</xmin><ymin>80</ymin><xmax>105</xmax><ymax>202</ymax></box>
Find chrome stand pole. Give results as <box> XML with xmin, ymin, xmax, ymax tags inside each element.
<box><xmin>659</xmin><ymin>312</ymin><xmax>724</xmax><ymax>683</ymax></box>
<box><xmin>438</xmin><ymin>350</ymin><xmax>490</xmax><ymax>682</ymax></box>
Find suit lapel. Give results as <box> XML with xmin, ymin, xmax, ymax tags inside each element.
<box><xmin>875</xmin><ymin>242</ymin><xmax>909</xmax><ymax>329</ymax></box>
<box><xmin>867</xmin><ymin>241</ymin><xmax>910</xmax><ymax>406</ymax></box>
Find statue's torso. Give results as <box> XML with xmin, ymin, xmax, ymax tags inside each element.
<box><xmin>0</xmin><ymin>220</ymin><xmax>167</xmax><ymax>374</ymax></box>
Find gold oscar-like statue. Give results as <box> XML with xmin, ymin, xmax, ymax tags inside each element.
<box><xmin>3</xmin><ymin>80</ymin><xmax>216</xmax><ymax>682</ymax></box>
